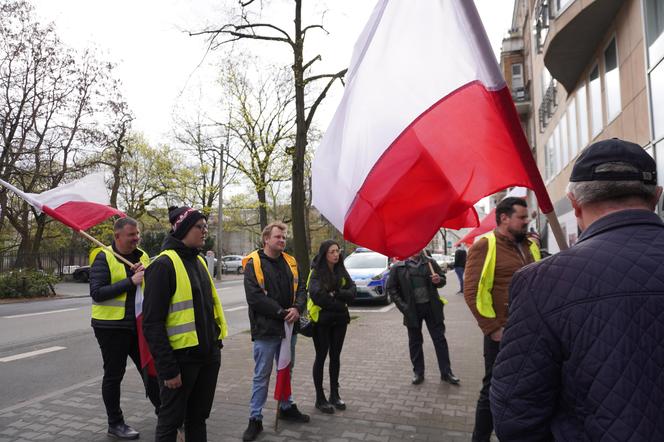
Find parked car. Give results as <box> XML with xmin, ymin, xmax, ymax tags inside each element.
<box><xmin>344</xmin><ymin>250</ymin><xmax>390</xmax><ymax>305</ymax></box>
<box><xmin>73</xmin><ymin>266</ymin><xmax>90</xmax><ymax>282</ymax></box>
<box><xmin>431</xmin><ymin>253</ymin><xmax>454</xmax><ymax>271</ymax></box>
<box><xmin>221</xmin><ymin>255</ymin><xmax>244</xmax><ymax>274</ymax></box>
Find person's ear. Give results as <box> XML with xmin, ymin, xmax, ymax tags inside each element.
<box><xmin>651</xmin><ymin>186</ymin><xmax>663</xmax><ymax>211</ymax></box>
<box><xmin>568</xmin><ymin>192</ymin><xmax>582</xmax><ymax>218</ymax></box>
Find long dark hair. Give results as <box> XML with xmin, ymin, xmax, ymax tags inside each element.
<box><xmin>312</xmin><ymin>240</ymin><xmax>350</xmax><ymax>292</ymax></box>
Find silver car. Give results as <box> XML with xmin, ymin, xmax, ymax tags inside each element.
<box><xmin>222</xmin><ymin>255</ymin><xmax>244</xmax><ymax>274</ymax></box>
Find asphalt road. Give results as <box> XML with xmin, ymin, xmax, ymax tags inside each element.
<box><xmin>0</xmin><ymin>278</ymin><xmax>250</xmax><ymax>411</ymax></box>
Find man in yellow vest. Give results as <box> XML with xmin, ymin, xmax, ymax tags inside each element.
<box><xmin>463</xmin><ymin>196</ymin><xmax>540</xmax><ymax>442</ymax></box>
<box><xmin>143</xmin><ymin>206</ymin><xmax>227</xmax><ymax>442</ymax></box>
<box><xmin>242</xmin><ymin>221</ymin><xmax>308</xmax><ymax>442</ymax></box>
<box><xmin>89</xmin><ymin>217</ymin><xmax>161</xmax><ymax>440</ymax></box>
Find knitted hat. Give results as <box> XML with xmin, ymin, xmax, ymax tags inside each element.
<box><xmin>168</xmin><ymin>206</ymin><xmax>206</xmax><ymax>240</ymax></box>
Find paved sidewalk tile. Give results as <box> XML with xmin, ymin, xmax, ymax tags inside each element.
<box><xmin>0</xmin><ymin>279</ymin><xmax>494</xmax><ymax>441</ymax></box>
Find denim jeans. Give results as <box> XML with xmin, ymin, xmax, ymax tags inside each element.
<box><xmin>249</xmin><ymin>333</ymin><xmax>297</xmax><ymax>420</ymax></box>
<box><xmin>454</xmin><ymin>267</ymin><xmax>465</xmax><ymax>292</ymax></box>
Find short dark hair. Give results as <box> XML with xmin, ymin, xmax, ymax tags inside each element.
<box><xmin>114</xmin><ymin>217</ymin><xmax>138</xmax><ymax>232</ymax></box>
<box><xmin>495</xmin><ymin>197</ymin><xmax>527</xmax><ymax>225</ymax></box>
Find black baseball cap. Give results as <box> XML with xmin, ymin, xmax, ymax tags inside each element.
<box><xmin>570</xmin><ymin>138</ymin><xmax>657</xmax><ymax>184</ymax></box>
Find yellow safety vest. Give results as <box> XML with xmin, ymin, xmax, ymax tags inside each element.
<box><xmin>242</xmin><ymin>250</ymin><xmax>299</xmax><ymax>296</ymax></box>
<box><xmin>305</xmin><ymin>271</ymin><xmax>348</xmax><ymax>323</ymax></box>
<box><xmin>89</xmin><ymin>247</ymin><xmax>150</xmax><ymax>321</ymax></box>
<box><xmin>476</xmin><ymin>232</ymin><xmax>541</xmax><ymax>318</ymax></box>
<box><xmin>157</xmin><ymin>250</ymin><xmax>228</xmax><ymax>350</ymax></box>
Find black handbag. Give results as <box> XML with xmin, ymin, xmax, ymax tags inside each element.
<box><xmin>298</xmin><ymin>315</ymin><xmax>315</xmax><ymax>338</ymax></box>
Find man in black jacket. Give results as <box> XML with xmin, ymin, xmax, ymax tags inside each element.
<box><xmin>387</xmin><ymin>250</ymin><xmax>459</xmax><ymax>386</ymax></box>
<box><xmin>90</xmin><ymin>217</ymin><xmax>160</xmax><ymax>440</ymax></box>
<box><xmin>143</xmin><ymin>206</ymin><xmax>227</xmax><ymax>442</ymax></box>
<box><xmin>242</xmin><ymin>222</ymin><xmax>308</xmax><ymax>442</ymax></box>
<box><xmin>453</xmin><ymin>245</ymin><xmax>467</xmax><ymax>294</ymax></box>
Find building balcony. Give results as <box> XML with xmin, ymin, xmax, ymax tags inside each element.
<box><xmin>512</xmin><ymin>84</ymin><xmax>531</xmax><ymax>116</ymax></box>
<box><xmin>542</xmin><ymin>0</ymin><xmax>624</xmax><ymax>93</ymax></box>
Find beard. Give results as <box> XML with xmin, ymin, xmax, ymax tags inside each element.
<box><xmin>509</xmin><ymin>227</ymin><xmax>528</xmax><ymax>243</ymax></box>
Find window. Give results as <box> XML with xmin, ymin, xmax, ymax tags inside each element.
<box><xmin>553</xmin><ymin>123</ymin><xmax>561</xmax><ymax>174</ymax></box>
<box><xmin>589</xmin><ymin>64</ymin><xmax>603</xmax><ymax>138</ymax></box>
<box><xmin>511</xmin><ymin>63</ymin><xmax>524</xmax><ymax>89</ymax></box>
<box><xmin>568</xmin><ymin>98</ymin><xmax>579</xmax><ymax>158</ymax></box>
<box><xmin>545</xmin><ymin>138</ymin><xmax>555</xmax><ymax>180</ymax></box>
<box><xmin>604</xmin><ymin>38</ymin><xmax>621</xmax><ymax>122</ymax></box>
<box><xmin>542</xmin><ymin>67</ymin><xmax>552</xmax><ymax>98</ymax></box>
<box><xmin>560</xmin><ymin>113</ymin><xmax>569</xmax><ymax>167</ymax></box>
<box><xmin>645</xmin><ymin>0</ymin><xmax>664</xmax><ymax>63</ymax></box>
<box><xmin>554</xmin><ymin>0</ymin><xmax>573</xmax><ymax>14</ymax></box>
<box><xmin>577</xmin><ymin>84</ymin><xmax>589</xmax><ymax>148</ymax></box>
<box><xmin>653</xmin><ymin>62</ymin><xmax>664</xmax><ymax>140</ymax></box>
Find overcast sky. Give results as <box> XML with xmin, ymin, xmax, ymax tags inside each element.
<box><xmin>29</xmin><ymin>0</ymin><xmax>515</xmax><ymax>148</ymax></box>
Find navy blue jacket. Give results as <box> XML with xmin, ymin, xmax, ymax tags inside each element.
<box><xmin>491</xmin><ymin>209</ymin><xmax>664</xmax><ymax>441</ymax></box>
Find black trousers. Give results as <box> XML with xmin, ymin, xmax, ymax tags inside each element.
<box><xmin>155</xmin><ymin>352</ymin><xmax>220</xmax><ymax>442</ymax></box>
<box><xmin>94</xmin><ymin>327</ymin><xmax>161</xmax><ymax>425</ymax></box>
<box><xmin>472</xmin><ymin>335</ymin><xmax>501</xmax><ymax>442</ymax></box>
<box><xmin>312</xmin><ymin>322</ymin><xmax>348</xmax><ymax>399</ymax></box>
<box><xmin>407</xmin><ymin>302</ymin><xmax>451</xmax><ymax>377</ymax></box>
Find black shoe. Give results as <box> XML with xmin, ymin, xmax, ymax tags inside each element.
<box><xmin>242</xmin><ymin>418</ymin><xmax>263</xmax><ymax>441</ymax></box>
<box><xmin>329</xmin><ymin>394</ymin><xmax>346</xmax><ymax>411</ymax></box>
<box><xmin>411</xmin><ymin>374</ymin><xmax>424</xmax><ymax>385</ymax></box>
<box><xmin>278</xmin><ymin>404</ymin><xmax>310</xmax><ymax>423</ymax></box>
<box><xmin>315</xmin><ymin>399</ymin><xmax>335</xmax><ymax>414</ymax></box>
<box><xmin>107</xmin><ymin>422</ymin><xmax>139</xmax><ymax>440</ymax></box>
<box><xmin>441</xmin><ymin>372</ymin><xmax>460</xmax><ymax>385</ymax></box>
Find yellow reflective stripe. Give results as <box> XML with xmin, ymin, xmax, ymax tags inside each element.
<box><xmin>439</xmin><ymin>295</ymin><xmax>449</xmax><ymax>305</ymax></box>
<box><xmin>92</xmin><ymin>299</ymin><xmax>126</xmax><ymax>307</ymax></box>
<box><xmin>169</xmin><ymin>299</ymin><xmax>194</xmax><ymax>313</ymax></box>
<box><xmin>167</xmin><ymin>322</ymin><xmax>196</xmax><ymax>337</ymax></box>
<box><xmin>529</xmin><ymin>241</ymin><xmax>541</xmax><ymax>262</ymax></box>
<box><xmin>476</xmin><ymin>233</ymin><xmax>497</xmax><ymax>318</ymax></box>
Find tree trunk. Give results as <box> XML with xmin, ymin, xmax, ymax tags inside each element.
<box><xmin>257</xmin><ymin>187</ymin><xmax>268</xmax><ymax>232</ymax></box>
<box><xmin>290</xmin><ymin>0</ymin><xmax>310</xmax><ymax>276</ymax></box>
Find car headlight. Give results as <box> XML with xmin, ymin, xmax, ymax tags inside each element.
<box><xmin>371</xmin><ymin>273</ymin><xmax>383</xmax><ymax>281</ymax></box>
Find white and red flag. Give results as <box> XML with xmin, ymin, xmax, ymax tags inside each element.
<box><xmin>274</xmin><ymin>321</ymin><xmax>294</xmax><ymax>402</ymax></box>
<box><xmin>312</xmin><ymin>0</ymin><xmax>553</xmax><ymax>258</ymax></box>
<box><xmin>135</xmin><ymin>285</ymin><xmax>158</xmax><ymax>378</ymax></box>
<box><xmin>0</xmin><ymin>172</ymin><xmax>125</xmax><ymax>231</ymax></box>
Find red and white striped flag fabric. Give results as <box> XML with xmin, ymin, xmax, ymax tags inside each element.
<box><xmin>274</xmin><ymin>321</ymin><xmax>294</xmax><ymax>402</ymax></box>
<box><xmin>0</xmin><ymin>172</ymin><xmax>125</xmax><ymax>231</ymax></box>
<box><xmin>135</xmin><ymin>285</ymin><xmax>158</xmax><ymax>378</ymax></box>
<box><xmin>312</xmin><ymin>0</ymin><xmax>552</xmax><ymax>258</ymax></box>
<box><xmin>455</xmin><ymin>209</ymin><xmax>496</xmax><ymax>246</ymax></box>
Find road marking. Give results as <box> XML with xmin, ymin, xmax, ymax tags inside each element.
<box><xmin>1</xmin><ymin>308</ymin><xmax>80</xmax><ymax>319</ymax></box>
<box><xmin>225</xmin><ymin>305</ymin><xmax>247</xmax><ymax>312</ymax></box>
<box><xmin>0</xmin><ymin>346</ymin><xmax>67</xmax><ymax>363</ymax></box>
<box><xmin>349</xmin><ymin>304</ymin><xmax>396</xmax><ymax>313</ymax></box>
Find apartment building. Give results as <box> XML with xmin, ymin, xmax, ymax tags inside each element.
<box><xmin>501</xmin><ymin>0</ymin><xmax>664</xmax><ymax>252</ymax></box>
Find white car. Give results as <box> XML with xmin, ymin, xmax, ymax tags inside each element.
<box><xmin>221</xmin><ymin>255</ymin><xmax>244</xmax><ymax>274</ymax></box>
<box><xmin>431</xmin><ymin>253</ymin><xmax>454</xmax><ymax>270</ymax></box>
<box><xmin>344</xmin><ymin>250</ymin><xmax>390</xmax><ymax>304</ymax></box>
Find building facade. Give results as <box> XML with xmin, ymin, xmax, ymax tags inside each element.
<box><xmin>502</xmin><ymin>0</ymin><xmax>664</xmax><ymax>252</ymax></box>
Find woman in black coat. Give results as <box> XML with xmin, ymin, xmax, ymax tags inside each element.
<box><xmin>308</xmin><ymin>240</ymin><xmax>356</xmax><ymax>414</ymax></box>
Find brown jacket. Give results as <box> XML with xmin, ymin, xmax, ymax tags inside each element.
<box><xmin>463</xmin><ymin>230</ymin><xmax>536</xmax><ymax>335</ymax></box>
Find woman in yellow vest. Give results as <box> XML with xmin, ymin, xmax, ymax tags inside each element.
<box><xmin>307</xmin><ymin>240</ymin><xmax>356</xmax><ymax>414</ymax></box>
<box><xmin>143</xmin><ymin>206</ymin><xmax>227</xmax><ymax>442</ymax></box>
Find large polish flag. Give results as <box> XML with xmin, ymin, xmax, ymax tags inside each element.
<box><xmin>312</xmin><ymin>0</ymin><xmax>552</xmax><ymax>258</ymax></box>
<box><xmin>0</xmin><ymin>172</ymin><xmax>125</xmax><ymax>231</ymax></box>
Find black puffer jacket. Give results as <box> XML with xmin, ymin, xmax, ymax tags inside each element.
<box><xmin>89</xmin><ymin>243</ymin><xmax>145</xmax><ymax>330</ymax></box>
<box><xmin>244</xmin><ymin>250</ymin><xmax>307</xmax><ymax>340</ymax></box>
<box><xmin>142</xmin><ymin>235</ymin><xmax>221</xmax><ymax>380</ymax></box>
<box><xmin>491</xmin><ymin>210</ymin><xmax>664</xmax><ymax>441</ymax></box>
<box><xmin>387</xmin><ymin>256</ymin><xmax>446</xmax><ymax>328</ymax></box>
<box><xmin>308</xmin><ymin>267</ymin><xmax>356</xmax><ymax>325</ymax></box>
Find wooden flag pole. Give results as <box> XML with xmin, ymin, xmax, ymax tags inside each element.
<box><xmin>544</xmin><ymin>211</ymin><xmax>569</xmax><ymax>251</ymax></box>
<box><xmin>78</xmin><ymin>230</ymin><xmax>135</xmax><ymax>267</ymax></box>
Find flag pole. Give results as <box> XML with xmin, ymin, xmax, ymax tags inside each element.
<box><xmin>544</xmin><ymin>211</ymin><xmax>569</xmax><ymax>251</ymax></box>
<box><xmin>274</xmin><ymin>401</ymin><xmax>280</xmax><ymax>431</ymax></box>
<box><xmin>78</xmin><ymin>230</ymin><xmax>135</xmax><ymax>267</ymax></box>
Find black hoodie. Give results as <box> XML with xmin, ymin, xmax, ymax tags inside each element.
<box><xmin>142</xmin><ymin>235</ymin><xmax>221</xmax><ymax>380</ymax></box>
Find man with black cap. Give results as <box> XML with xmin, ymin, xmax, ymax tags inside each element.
<box><xmin>491</xmin><ymin>138</ymin><xmax>664</xmax><ymax>440</ymax></box>
<box><xmin>143</xmin><ymin>206</ymin><xmax>228</xmax><ymax>442</ymax></box>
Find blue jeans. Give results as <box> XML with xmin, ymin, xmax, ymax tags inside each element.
<box><xmin>454</xmin><ymin>267</ymin><xmax>464</xmax><ymax>292</ymax></box>
<box><xmin>249</xmin><ymin>334</ymin><xmax>297</xmax><ymax>420</ymax></box>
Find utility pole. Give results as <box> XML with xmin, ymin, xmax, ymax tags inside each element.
<box><xmin>215</xmin><ymin>143</ymin><xmax>224</xmax><ymax>281</ymax></box>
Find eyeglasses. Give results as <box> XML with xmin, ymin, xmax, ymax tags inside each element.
<box><xmin>193</xmin><ymin>223</ymin><xmax>208</xmax><ymax>232</ymax></box>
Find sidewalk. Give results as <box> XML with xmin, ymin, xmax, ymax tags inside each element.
<box><xmin>0</xmin><ymin>278</ymin><xmax>489</xmax><ymax>441</ymax></box>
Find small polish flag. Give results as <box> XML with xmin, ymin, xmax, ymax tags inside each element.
<box><xmin>312</xmin><ymin>0</ymin><xmax>553</xmax><ymax>258</ymax></box>
<box><xmin>135</xmin><ymin>285</ymin><xmax>158</xmax><ymax>378</ymax></box>
<box><xmin>274</xmin><ymin>321</ymin><xmax>294</xmax><ymax>402</ymax></box>
<box><xmin>0</xmin><ymin>172</ymin><xmax>125</xmax><ymax>231</ymax></box>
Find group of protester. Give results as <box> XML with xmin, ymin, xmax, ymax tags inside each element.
<box><xmin>87</xmin><ymin>137</ymin><xmax>664</xmax><ymax>441</ymax></box>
